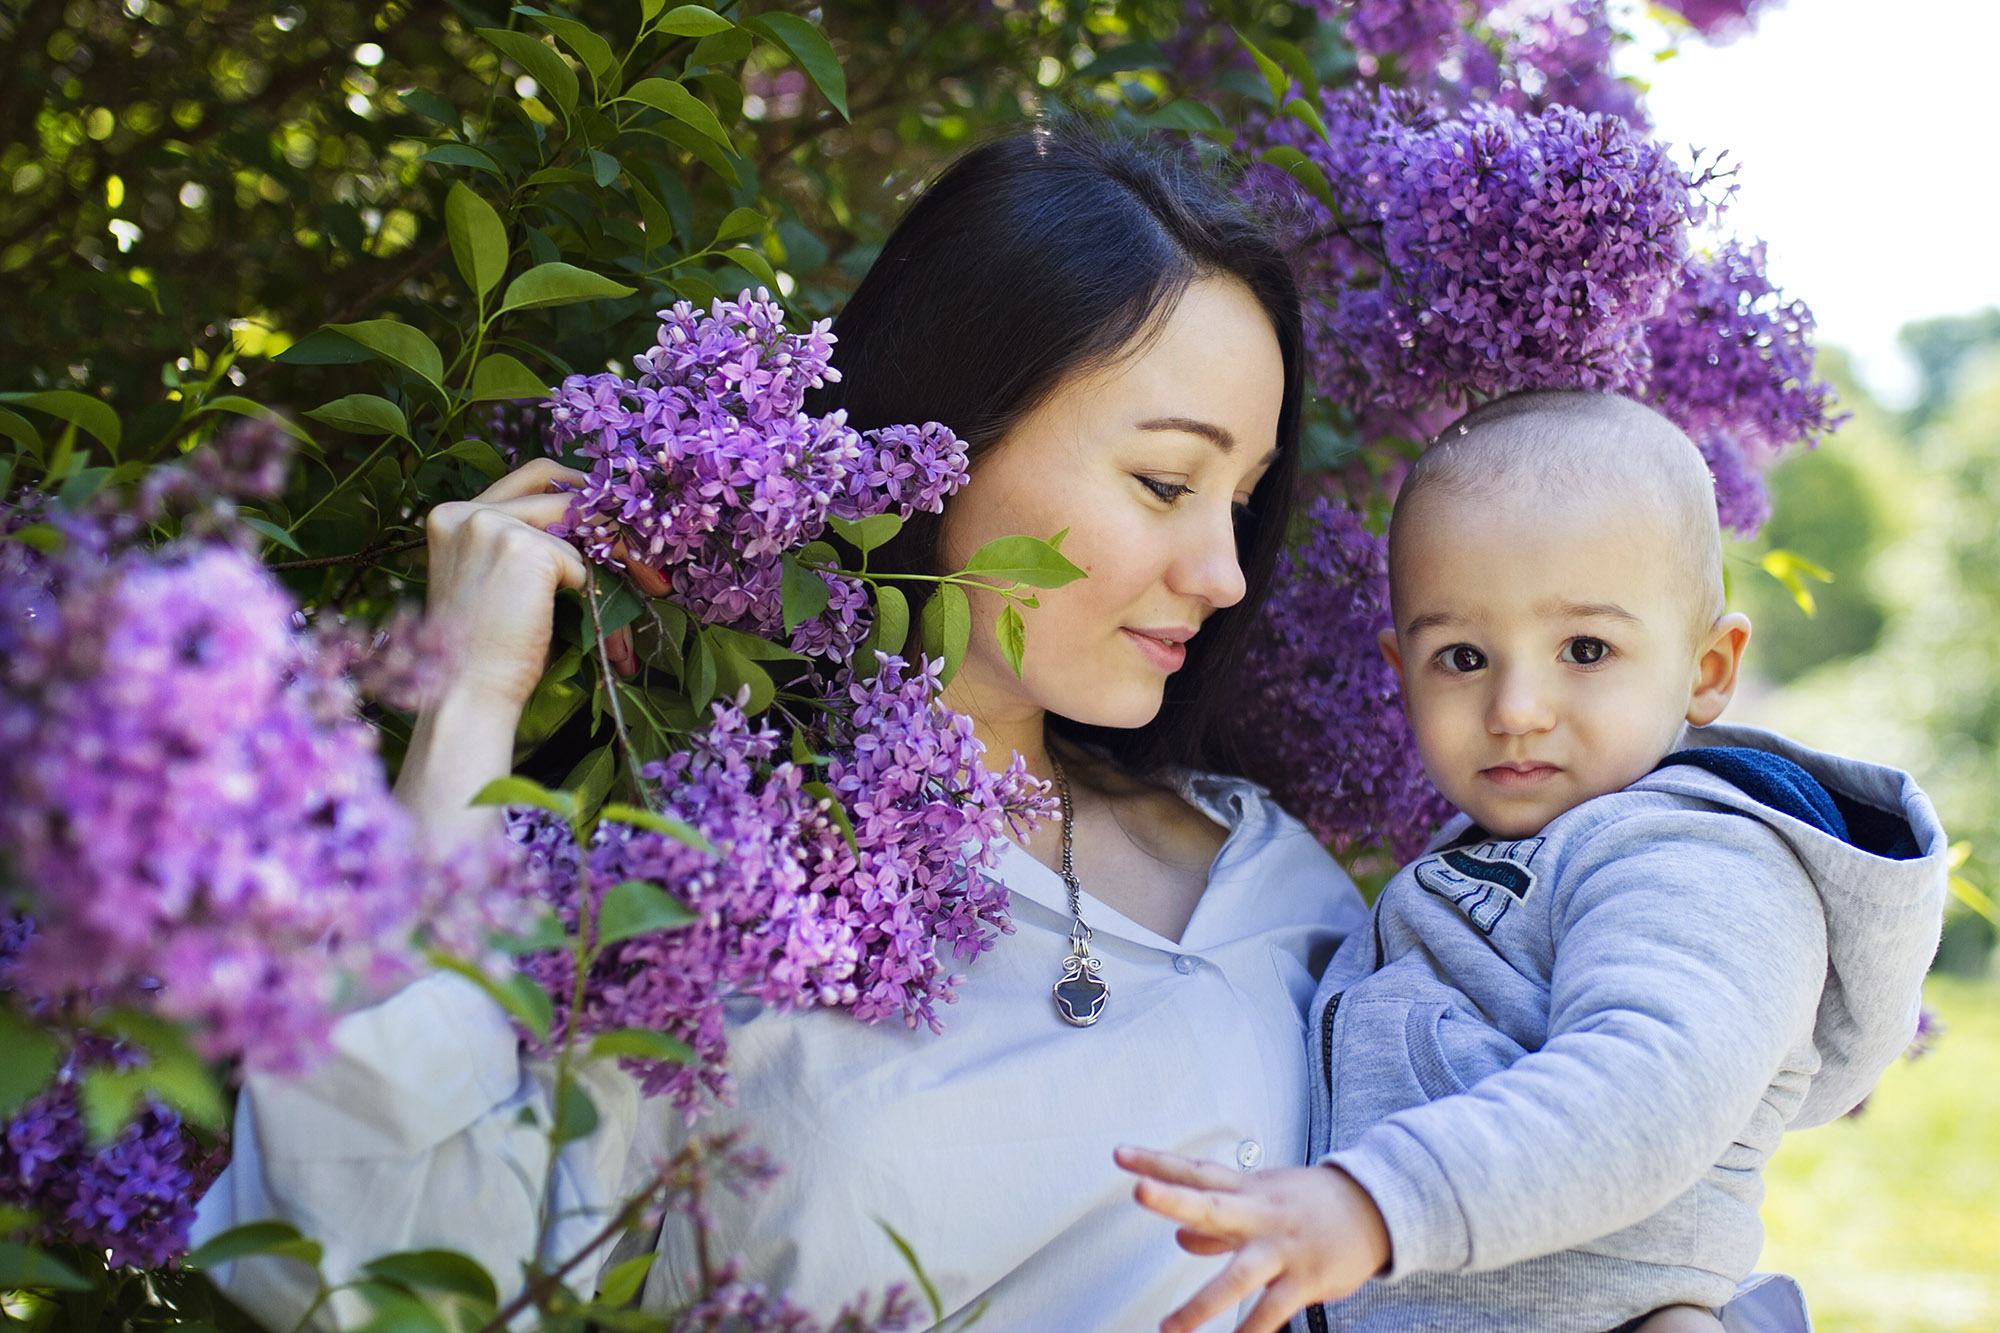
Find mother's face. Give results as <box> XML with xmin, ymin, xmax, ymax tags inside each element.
<box><xmin>937</xmin><ymin>275</ymin><xmax>1285</xmax><ymax>732</ymax></box>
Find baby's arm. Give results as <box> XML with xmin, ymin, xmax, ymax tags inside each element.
<box><xmin>1632</xmin><ymin>1307</ymin><xmax>1726</xmax><ymax>1333</ymax></box>
<box><xmin>1113</xmin><ymin>1147</ymin><xmax>1388</xmax><ymax>1333</ymax></box>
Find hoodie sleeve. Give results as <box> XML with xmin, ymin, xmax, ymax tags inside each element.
<box><xmin>1324</xmin><ymin>807</ymin><xmax>1827</xmax><ymax>1277</ymax></box>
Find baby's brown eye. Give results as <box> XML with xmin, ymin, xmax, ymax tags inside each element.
<box><xmin>1562</xmin><ymin>637</ymin><xmax>1609</xmax><ymax>665</ymax></box>
<box><xmin>1442</xmin><ymin>645</ymin><xmax>1485</xmax><ymax>673</ymax></box>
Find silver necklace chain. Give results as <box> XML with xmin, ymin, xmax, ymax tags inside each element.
<box><xmin>1048</xmin><ymin>752</ymin><xmax>1108</xmax><ymax>1026</ymax></box>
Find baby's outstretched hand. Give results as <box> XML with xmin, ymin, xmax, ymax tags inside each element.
<box><xmin>1114</xmin><ymin>1146</ymin><xmax>1390</xmax><ymax>1333</ymax></box>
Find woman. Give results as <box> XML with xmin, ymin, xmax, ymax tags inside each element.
<box><xmin>197</xmin><ymin>127</ymin><xmax>1369</xmax><ymax>1330</ymax></box>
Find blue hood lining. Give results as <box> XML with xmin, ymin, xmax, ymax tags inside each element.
<box><xmin>1656</xmin><ymin>746</ymin><xmax>1922</xmax><ymax>861</ymax></box>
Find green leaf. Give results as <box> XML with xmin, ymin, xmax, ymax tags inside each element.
<box><xmin>705</xmin><ymin>623</ymin><xmax>807</xmax><ymax>663</ymax></box>
<box><xmin>192</xmin><ymin>395</ymin><xmax>316</xmax><ymax>447</ymax></box>
<box><xmin>479</xmin><ymin>28</ymin><xmax>579</xmax><ymax>120</ymax></box>
<box><xmin>363</xmin><ymin>1249</ymin><xmax>498</xmax><ymax>1305</ymax></box>
<box><xmin>185</xmin><ymin>1220</ymin><xmax>325</xmax><ymax>1271</ymax></box>
<box><xmin>997</xmin><ymin>603</ymin><xmax>1027</xmax><ymax>678</ymax></box>
<box><xmin>919</xmin><ymin>583</ymin><xmax>972</xmax><ymax>688</ymax></box>
<box><xmin>445</xmin><ymin>437</ymin><xmax>508</xmax><ymax>480</ymax></box>
<box><xmin>0</xmin><ymin>1014</ymin><xmax>59</xmax><ymax>1119</ymax></box>
<box><xmin>562</xmin><ymin>744</ymin><xmax>617</xmax><ymax>822</ymax></box>
<box><xmin>1760</xmin><ymin>548</ymin><xmax>1834</xmax><ymax>618</ymax></box>
<box><xmin>522</xmin><ymin>166</ymin><xmax>597</xmax><ymax>187</ymax></box>
<box><xmin>552</xmin><ymin>1079</ymin><xmax>598</xmax><ymax>1144</ymax></box>
<box><xmin>0</xmin><ymin>391</ymin><xmax>119</xmax><ymax>458</ymax></box>
<box><xmin>1139</xmin><ymin>99</ymin><xmax>1224</xmax><ymax>132</ymax></box>
<box><xmin>446</xmin><ymin>182</ymin><xmax>510</xmax><ymax>301</ymax></box>
<box><xmin>326</xmin><ymin>321</ymin><xmax>446</xmax><ymax>389</ymax></box>
<box><xmin>828</xmin><ymin>513</ymin><xmax>903</xmax><ymax>554</ymax></box>
<box><xmin>467</xmin><ymin>352</ymin><xmax>552</xmax><ymax>402</ymax></box>
<box><xmin>877</xmin><ymin>1221</ymin><xmax>944</xmax><ymax>1322</ymax></box>
<box><xmin>418</xmin><ymin>143</ymin><xmax>503</xmax><ymax>175</ymax></box>
<box><xmin>0</xmin><ymin>1242</ymin><xmax>94</xmax><ymax>1292</ymax></box>
<box><xmin>0</xmin><ymin>406</ymin><xmax>43</xmax><ymax>456</ymax></box>
<box><xmin>241</xmin><ymin>515</ymin><xmax>305</xmax><ymax>554</ymax></box>
<box><xmin>742</xmin><ymin>13</ymin><xmax>849</xmax><ymax>120</ymax></box>
<box><xmin>1233</xmin><ymin>28</ymin><xmax>1291</xmax><ymax>105</ymax></box>
<box><xmin>4</xmin><ymin>522</ymin><xmax>65</xmax><ymax>552</ymax></box>
<box><xmin>430</xmin><ymin>954</ymin><xmax>555</xmax><ymax>1043</ymax></box>
<box><xmin>688</xmin><ymin>633</ymin><xmax>717</xmax><ymax>709</ymax></box>
<box><xmin>398</xmin><ymin>88</ymin><xmax>462</xmax><ymax>128</ymax></box>
<box><xmin>859</xmin><ymin>584</ymin><xmax>909</xmax><ymax>665</ymax></box>
<box><xmin>781</xmin><ymin>553</ymin><xmax>831</xmax><ymax>634</ymax></box>
<box><xmin>273</xmin><ymin>327</ymin><xmax>378</xmax><ymax>365</ymax></box>
<box><xmin>1263</xmin><ymin>35</ymin><xmax>1320</xmax><ymax>100</ymax></box>
<box><xmin>600</xmin><ymin>803</ymin><xmax>718</xmax><ymax>856</ymax></box>
<box><xmin>304</xmin><ymin>393</ymin><xmax>410</xmax><ymax>439</ymax></box>
<box><xmin>596</xmin><ymin>1251</ymin><xmax>657</xmax><ymax>1306</ymax></box>
<box><xmin>351</xmin><ymin>1282</ymin><xmax>451</xmax><ymax>1333</ymax></box>
<box><xmin>688</xmin><ymin>27</ymin><xmax>755</xmax><ymax>67</ymax></box>
<box><xmin>708</xmin><ymin>633</ymin><xmax>775</xmax><ymax>713</ymax></box>
<box><xmin>640</xmin><ymin>118</ymin><xmax>741</xmax><ymax>187</ymax></box>
<box><xmin>498</xmin><ymin>262</ymin><xmax>638</xmax><ymax>315</ymax></box>
<box><xmin>1256</xmin><ymin>146</ymin><xmax>1335</xmax><ymax>213</ymax></box>
<box><xmin>471</xmin><ymin>775</ymin><xmax>578</xmax><ymax>821</ymax></box>
<box><xmin>959</xmin><ymin>533</ymin><xmax>1087</xmax><ymax>588</ymax></box>
<box><xmin>654</xmin><ymin>3</ymin><xmax>734</xmax><ymax>36</ymax></box>
<box><xmin>712</xmin><ymin>207</ymin><xmax>766</xmax><ymax>245</ymax></box>
<box><xmin>494</xmin><ymin>908</ymin><xmax>569</xmax><ymax>955</ymax></box>
<box><xmin>619</xmin><ymin>78</ymin><xmax>734</xmax><ymax>153</ymax></box>
<box><xmin>721</xmin><ymin>247</ymin><xmax>779</xmax><ymax>291</ymax></box>
<box><xmin>1281</xmin><ymin>95</ymin><xmax>1330</xmax><ymax>140</ymax></box>
<box><xmin>803</xmin><ymin>780</ymin><xmax>858</xmax><ymax>853</ymax></box>
<box><xmin>630</xmin><ymin>180</ymin><xmax>678</xmax><ymax>249</ymax></box>
<box><xmin>596</xmin><ymin>879</ymin><xmax>697</xmax><ymax>947</ymax></box>
<box><xmin>527</xmin><ymin>11</ymin><xmax>617</xmax><ymax>87</ymax></box>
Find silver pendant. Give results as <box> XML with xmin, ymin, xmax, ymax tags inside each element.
<box><xmin>1053</xmin><ymin>947</ymin><xmax>1108</xmax><ymax>1027</ymax></box>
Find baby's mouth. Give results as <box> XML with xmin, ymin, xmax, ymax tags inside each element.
<box><xmin>1479</xmin><ymin>761</ymin><xmax>1561</xmax><ymax>789</ymax></box>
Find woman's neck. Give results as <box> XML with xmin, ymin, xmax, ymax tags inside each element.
<box><xmin>939</xmin><ymin>677</ymin><xmax>1050</xmax><ymax>783</ymax></box>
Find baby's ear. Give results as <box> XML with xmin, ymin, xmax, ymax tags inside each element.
<box><xmin>1687</xmin><ymin>612</ymin><xmax>1752</xmax><ymax>726</ymax></box>
<box><xmin>1378</xmin><ymin>628</ymin><xmax>1404</xmax><ymax>684</ymax></box>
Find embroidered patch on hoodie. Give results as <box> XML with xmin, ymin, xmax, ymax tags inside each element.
<box><xmin>1413</xmin><ymin>837</ymin><xmax>1544</xmax><ymax>934</ymax></box>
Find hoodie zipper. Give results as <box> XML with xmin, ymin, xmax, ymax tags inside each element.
<box><xmin>1304</xmin><ymin>990</ymin><xmax>1342</xmax><ymax>1333</ymax></box>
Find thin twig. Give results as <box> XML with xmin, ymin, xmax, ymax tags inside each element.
<box><xmin>265</xmin><ymin>536</ymin><xmax>426</xmax><ymax>571</ymax></box>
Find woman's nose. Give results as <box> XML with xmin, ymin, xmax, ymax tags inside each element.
<box><xmin>1169</xmin><ymin>503</ymin><xmax>1248</xmax><ymax>610</ymax></box>
<box><xmin>1485</xmin><ymin>666</ymin><xmax>1556</xmax><ymax>735</ymax></box>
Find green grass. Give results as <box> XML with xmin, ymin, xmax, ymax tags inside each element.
<box><xmin>1759</xmin><ymin>973</ymin><xmax>2000</xmax><ymax>1332</ymax></box>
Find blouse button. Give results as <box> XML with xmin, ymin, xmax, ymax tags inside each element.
<box><xmin>1236</xmin><ymin>1139</ymin><xmax>1263</xmax><ymax>1169</ymax></box>
<box><xmin>1174</xmin><ymin>954</ymin><xmax>1199</xmax><ymax>975</ymax></box>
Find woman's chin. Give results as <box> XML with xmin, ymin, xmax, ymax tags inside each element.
<box><xmin>1052</xmin><ymin>684</ymin><xmax>1167</xmax><ymax>733</ymax></box>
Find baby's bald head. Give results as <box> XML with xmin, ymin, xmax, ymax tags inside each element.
<box><xmin>1392</xmin><ymin>390</ymin><xmax>1726</xmax><ymax>644</ymax></box>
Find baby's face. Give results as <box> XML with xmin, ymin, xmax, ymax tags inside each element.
<box><xmin>1385</xmin><ymin>486</ymin><xmax>1707</xmax><ymax>839</ymax></box>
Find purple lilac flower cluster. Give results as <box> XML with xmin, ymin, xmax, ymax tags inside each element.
<box><xmin>546</xmin><ymin>291</ymin><xmax>969</xmax><ymax>658</ymax></box>
<box><xmin>1254</xmin><ymin>89</ymin><xmax>1698</xmax><ymax>417</ymax></box>
<box><xmin>1640</xmin><ymin>240</ymin><xmax>1845</xmax><ymax>534</ymax></box>
<box><xmin>0</xmin><ymin>921</ymin><xmax>225</xmax><ymax>1269</ymax></box>
<box><xmin>509</xmin><ymin>655</ymin><xmax>1050</xmax><ymax>1111</ymax></box>
<box><xmin>1226</xmin><ymin>498</ymin><xmax>1452</xmax><ymax>860</ymax></box>
<box><xmin>0</xmin><ymin>536</ymin><xmax>489</xmax><ymax>1072</ymax></box>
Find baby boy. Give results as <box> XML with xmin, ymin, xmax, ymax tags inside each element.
<box><xmin>1120</xmin><ymin>390</ymin><xmax>1947</xmax><ymax>1333</ymax></box>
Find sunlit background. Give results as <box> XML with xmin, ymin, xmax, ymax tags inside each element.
<box><xmin>1624</xmin><ymin>4</ymin><xmax>2000</xmax><ymax>1327</ymax></box>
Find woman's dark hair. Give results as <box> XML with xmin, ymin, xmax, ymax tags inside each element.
<box><xmin>807</xmin><ymin>122</ymin><xmax>1305</xmax><ymax>776</ymax></box>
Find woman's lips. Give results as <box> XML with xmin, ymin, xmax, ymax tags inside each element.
<box><xmin>1479</xmin><ymin>762</ymin><xmax>1561</xmax><ymax>789</ymax></box>
<box><xmin>1122</xmin><ymin>627</ymin><xmax>1189</xmax><ymax>672</ymax></box>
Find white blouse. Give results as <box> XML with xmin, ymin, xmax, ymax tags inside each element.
<box><xmin>195</xmin><ymin>772</ymin><xmax>1367</xmax><ymax>1331</ymax></box>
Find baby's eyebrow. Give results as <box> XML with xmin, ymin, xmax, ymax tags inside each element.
<box><xmin>1402</xmin><ymin>610</ymin><xmax>1467</xmax><ymax>638</ymax></box>
<box><xmin>1542</xmin><ymin>600</ymin><xmax>1642</xmax><ymax>623</ymax></box>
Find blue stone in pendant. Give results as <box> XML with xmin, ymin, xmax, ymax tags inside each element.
<box><xmin>1054</xmin><ymin>972</ymin><xmax>1108</xmax><ymax>1027</ymax></box>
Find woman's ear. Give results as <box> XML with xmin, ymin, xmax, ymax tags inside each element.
<box><xmin>1378</xmin><ymin>628</ymin><xmax>1405</xmax><ymax>686</ymax></box>
<box><xmin>1687</xmin><ymin>612</ymin><xmax>1753</xmax><ymax>726</ymax></box>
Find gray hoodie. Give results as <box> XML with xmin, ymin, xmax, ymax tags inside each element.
<box><xmin>1302</xmin><ymin>723</ymin><xmax>1947</xmax><ymax>1333</ymax></box>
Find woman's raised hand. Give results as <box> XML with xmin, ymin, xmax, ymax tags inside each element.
<box><xmin>394</xmin><ymin>458</ymin><xmax>667</xmax><ymax>843</ymax></box>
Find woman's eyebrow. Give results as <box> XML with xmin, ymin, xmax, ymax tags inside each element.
<box><xmin>1137</xmin><ymin>416</ymin><xmax>1236</xmax><ymax>451</ymax></box>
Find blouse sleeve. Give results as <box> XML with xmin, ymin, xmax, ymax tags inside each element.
<box><xmin>192</xmin><ymin>972</ymin><xmax>643</xmax><ymax>1330</ymax></box>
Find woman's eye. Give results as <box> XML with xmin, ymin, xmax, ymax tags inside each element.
<box><xmin>1137</xmin><ymin>475</ymin><xmax>1193</xmax><ymax>503</ymax></box>
<box><xmin>1561</xmin><ymin>637</ymin><xmax>1610</xmax><ymax>666</ymax></box>
<box><xmin>1439</xmin><ymin>645</ymin><xmax>1486</xmax><ymax>673</ymax></box>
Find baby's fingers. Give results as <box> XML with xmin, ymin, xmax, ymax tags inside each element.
<box><xmin>1235</xmin><ymin>1276</ymin><xmax>1318</xmax><ymax>1333</ymax></box>
<box><xmin>1159</xmin><ymin>1250</ymin><xmax>1281</xmax><ymax>1333</ymax></box>
<box><xmin>1176</xmin><ymin>1228</ymin><xmax>1234</xmax><ymax>1257</ymax></box>
<box><xmin>1133</xmin><ymin>1178</ymin><xmax>1252</xmax><ymax>1238</ymax></box>
<box><xmin>1116</xmin><ymin>1145</ymin><xmax>1243</xmax><ymax>1192</ymax></box>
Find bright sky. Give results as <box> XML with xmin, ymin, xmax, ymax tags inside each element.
<box><xmin>1616</xmin><ymin>0</ymin><xmax>2000</xmax><ymax>407</ymax></box>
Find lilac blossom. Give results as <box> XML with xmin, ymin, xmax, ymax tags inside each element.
<box><xmin>1640</xmin><ymin>240</ymin><xmax>1844</xmax><ymax>535</ymax></box>
<box><xmin>0</xmin><ymin>535</ymin><xmax>500</xmax><ymax>1073</ymax></box>
<box><xmin>546</xmin><ymin>292</ymin><xmax>969</xmax><ymax>658</ymax></box>
<box><xmin>510</xmin><ymin>656</ymin><xmax>1049</xmax><ymax>1111</ymax></box>
<box><xmin>1659</xmin><ymin>0</ymin><xmax>1772</xmax><ymax>40</ymax></box>
<box><xmin>1227</xmin><ymin>497</ymin><xmax>1453</xmax><ymax>860</ymax></box>
<box><xmin>1252</xmin><ymin>89</ymin><xmax>1702</xmax><ymax>418</ymax></box>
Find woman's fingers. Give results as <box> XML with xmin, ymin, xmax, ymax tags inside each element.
<box><xmin>1159</xmin><ymin>1251</ymin><xmax>1281</xmax><ymax>1333</ymax></box>
<box><xmin>474</xmin><ymin>456</ymin><xmax>587</xmax><ymax>503</ymax></box>
<box><xmin>605</xmin><ymin>626</ymin><xmax>637</xmax><ymax>678</ymax></box>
